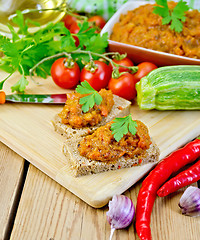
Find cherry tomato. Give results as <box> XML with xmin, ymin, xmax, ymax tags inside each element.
<box><xmin>134</xmin><ymin>62</ymin><xmax>158</xmax><ymax>82</ymax></box>
<box><xmin>72</xmin><ymin>35</ymin><xmax>79</xmax><ymax>47</ymax></box>
<box><xmin>51</xmin><ymin>58</ymin><xmax>80</xmax><ymax>89</ymax></box>
<box><xmin>88</xmin><ymin>15</ymin><xmax>106</xmax><ymax>29</ymax></box>
<box><xmin>108</xmin><ymin>73</ymin><xmax>137</xmax><ymax>100</ymax></box>
<box><xmin>80</xmin><ymin>60</ymin><xmax>112</xmax><ymax>91</ymax></box>
<box><xmin>68</xmin><ymin>22</ymin><xmax>80</xmax><ymax>46</ymax></box>
<box><xmin>112</xmin><ymin>57</ymin><xmax>134</xmax><ymax>73</ymax></box>
<box><xmin>63</xmin><ymin>13</ymin><xmax>79</xmax><ymax>29</ymax></box>
<box><xmin>69</xmin><ymin>21</ymin><xmax>80</xmax><ymax>34</ymax></box>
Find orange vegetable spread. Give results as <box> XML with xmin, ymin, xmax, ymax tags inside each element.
<box><xmin>58</xmin><ymin>89</ymin><xmax>114</xmax><ymax>128</ymax></box>
<box><xmin>110</xmin><ymin>1</ymin><xmax>200</xmax><ymax>59</ymax></box>
<box><xmin>78</xmin><ymin>120</ymin><xmax>152</xmax><ymax>162</ymax></box>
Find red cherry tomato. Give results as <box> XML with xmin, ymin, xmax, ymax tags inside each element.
<box><xmin>51</xmin><ymin>58</ymin><xmax>80</xmax><ymax>89</ymax></box>
<box><xmin>134</xmin><ymin>62</ymin><xmax>158</xmax><ymax>82</ymax></box>
<box><xmin>80</xmin><ymin>60</ymin><xmax>112</xmax><ymax>91</ymax></box>
<box><xmin>108</xmin><ymin>73</ymin><xmax>137</xmax><ymax>100</ymax></box>
<box><xmin>69</xmin><ymin>22</ymin><xmax>80</xmax><ymax>46</ymax></box>
<box><xmin>69</xmin><ymin>21</ymin><xmax>80</xmax><ymax>34</ymax></box>
<box><xmin>71</xmin><ymin>35</ymin><xmax>79</xmax><ymax>47</ymax></box>
<box><xmin>88</xmin><ymin>15</ymin><xmax>106</xmax><ymax>29</ymax></box>
<box><xmin>112</xmin><ymin>57</ymin><xmax>134</xmax><ymax>73</ymax></box>
<box><xmin>63</xmin><ymin>13</ymin><xmax>79</xmax><ymax>29</ymax></box>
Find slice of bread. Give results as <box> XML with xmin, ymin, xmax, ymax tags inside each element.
<box><xmin>63</xmin><ymin>137</ymin><xmax>160</xmax><ymax>177</ymax></box>
<box><xmin>52</xmin><ymin>94</ymin><xmax>131</xmax><ymax>139</ymax></box>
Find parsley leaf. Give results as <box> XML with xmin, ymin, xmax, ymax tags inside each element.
<box><xmin>153</xmin><ymin>0</ymin><xmax>189</xmax><ymax>32</ymax></box>
<box><xmin>76</xmin><ymin>81</ymin><xmax>103</xmax><ymax>113</ymax></box>
<box><xmin>85</xmin><ymin>33</ymin><xmax>108</xmax><ymax>54</ymax></box>
<box><xmin>153</xmin><ymin>0</ymin><xmax>169</xmax><ymax>18</ymax></box>
<box><xmin>111</xmin><ymin>115</ymin><xmax>138</xmax><ymax>142</ymax></box>
<box><xmin>6</xmin><ymin>24</ymin><xmax>20</xmax><ymax>42</ymax></box>
<box><xmin>12</xmin><ymin>10</ymin><xmax>29</xmax><ymax>35</ymax></box>
<box><xmin>11</xmin><ymin>75</ymin><xmax>29</xmax><ymax>93</ymax></box>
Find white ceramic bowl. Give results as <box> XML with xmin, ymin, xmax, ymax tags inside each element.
<box><xmin>101</xmin><ymin>0</ymin><xmax>200</xmax><ymax>66</ymax></box>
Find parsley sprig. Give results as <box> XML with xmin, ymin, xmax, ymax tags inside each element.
<box><xmin>111</xmin><ymin>114</ymin><xmax>137</xmax><ymax>142</ymax></box>
<box><xmin>153</xmin><ymin>0</ymin><xmax>189</xmax><ymax>32</ymax></box>
<box><xmin>76</xmin><ymin>81</ymin><xmax>102</xmax><ymax>113</ymax></box>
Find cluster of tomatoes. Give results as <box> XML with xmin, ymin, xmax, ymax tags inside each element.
<box><xmin>63</xmin><ymin>14</ymin><xmax>106</xmax><ymax>31</ymax></box>
<box><xmin>62</xmin><ymin>13</ymin><xmax>106</xmax><ymax>46</ymax></box>
<box><xmin>51</xmin><ymin>13</ymin><xmax>158</xmax><ymax>101</ymax></box>
<box><xmin>51</xmin><ymin>56</ymin><xmax>157</xmax><ymax>101</ymax></box>
<box><xmin>108</xmin><ymin>59</ymin><xmax>157</xmax><ymax>100</ymax></box>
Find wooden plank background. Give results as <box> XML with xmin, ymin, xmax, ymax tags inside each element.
<box><xmin>9</xmin><ymin>164</ymin><xmax>200</xmax><ymax>240</ymax></box>
<box><xmin>0</xmin><ymin>142</ymin><xmax>25</xmax><ymax>240</ymax></box>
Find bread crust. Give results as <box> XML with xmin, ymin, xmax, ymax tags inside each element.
<box><xmin>63</xmin><ymin>137</ymin><xmax>160</xmax><ymax>177</ymax></box>
<box><xmin>51</xmin><ymin>94</ymin><xmax>131</xmax><ymax>139</ymax></box>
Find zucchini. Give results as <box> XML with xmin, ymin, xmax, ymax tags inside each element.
<box><xmin>136</xmin><ymin>65</ymin><xmax>200</xmax><ymax>110</ymax></box>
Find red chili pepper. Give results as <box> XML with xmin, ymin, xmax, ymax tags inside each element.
<box><xmin>135</xmin><ymin>138</ymin><xmax>200</xmax><ymax>240</ymax></box>
<box><xmin>157</xmin><ymin>158</ymin><xmax>200</xmax><ymax>197</ymax></box>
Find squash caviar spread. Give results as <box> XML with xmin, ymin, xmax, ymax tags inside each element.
<box><xmin>58</xmin><ymin>89</ymin><xmax>114</xmax><ymax>128</ymax></box>
<box><xmin>78</xmin><ymin>120</ymin><xmax>152</xmax><ymax>162</ymax></box>
<box><xmin>110</xmin><ymin>1</ymin><xmax>200</xmax><ymax>59</ymax></box>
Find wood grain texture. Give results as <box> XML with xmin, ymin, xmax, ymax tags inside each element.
<box><xmin>0</xmin><ymin>142</ymin><xmax>25</xmax><ymax>240</ymax></box>
<box><xmin>10</xmin><ymin>164</ymin><xmax>200</xmax><ymax>240</ymax></box>
<box><xmin>1</xmin><ymin>71</ymin><xmax>200</xmax><ymax>207</ymax></box>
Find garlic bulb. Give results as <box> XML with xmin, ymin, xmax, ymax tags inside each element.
<box><xmin>106</xmin><ymin>195</ymin><xmax>135</xmax><ymax>240</ymax></box>
<box><xmin>179</xmin><ymin>186</ymin><xmax>200</xmax><ymax>217</ymax></box>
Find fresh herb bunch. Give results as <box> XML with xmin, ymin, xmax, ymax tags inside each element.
<box><xmin>111</xmin><ymin>114</ymin><xmax>137</xmax><ymax>142</ymax></box>
<box><xmin>0</xmin><ymin>11</ymin><xmax>108</xmax><ymax>92</ymax></box>
<box><xmin>76</xmin><ymin>81</ymin><xmax>102</xmax><ymax>112</ymax></box>
<box><xmin>153</xmin><ymin>0</ymin><xmax>189</xmax><ymax>32</ymax></box>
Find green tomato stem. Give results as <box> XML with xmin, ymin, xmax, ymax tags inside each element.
<box><xmin>72</xmin><ymin>49</ymin><xmax>138</xmax><ymax>73</ymax></box>
<box><xmin>29</xmin><ymin>49</ymin><xmax>138</xmax><ymax>83</ymax></box>
<box><xmin>29</xmin><ymin>52</ymin><xmax>71</xmax><ymax>81</ymax></box>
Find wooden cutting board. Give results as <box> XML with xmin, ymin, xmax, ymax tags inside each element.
<box><xmin>1</xmin><ymin>71</ymin><xmax>200</xmax><ymax>208</ymax></box>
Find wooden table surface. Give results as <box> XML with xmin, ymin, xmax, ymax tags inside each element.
<box><xmin>1</xmin><ymin>141</ymin><xmax>199</xmax><ymax>240</ymax></box>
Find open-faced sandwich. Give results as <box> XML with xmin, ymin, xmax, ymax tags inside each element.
<box><xmin>63</xmin><ymin>115</ymin><xmax>160</xmax><ymax>177</ymax></box>
<box><xmin>52</xmin><ymin>81</ymin><xmax>131</xmax><ymax>139</ymax></box>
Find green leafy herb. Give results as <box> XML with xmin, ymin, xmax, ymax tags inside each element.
<box><xmin>153</xmin><ymin>0</ymin><xmax>189</xmax><ymax>32</ymax></box>
<box><xmin>11</xmin><ymin>75</ymin><xmax>29</xmax><ymax>92</ymax></box>
<box><xmin>0</xmin><ymin>11</ymin><xmax>108</xmax><ymax>92</ymax></box>
<box><xmin>111</xmin><ymin>115</ymin><xmax>137</xmax><ymax>142</ymax></box>
<box><xmin>76</xmin><ymin>81</ymin><xmax>103</xmax><ymax>113</ymax></box>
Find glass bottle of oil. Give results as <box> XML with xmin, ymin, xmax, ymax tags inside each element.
<box><xmin>0</xmin><ymin>0</ymin><xmax>66</xmax><ymax>35</ymax></box>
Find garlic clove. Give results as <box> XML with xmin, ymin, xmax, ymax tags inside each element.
<box><xmin>106</xmin><ymin>195</ymin><xmax>135</xmax><ymax>239</ymax></box>
<box><xmin>178</xmin><ymin>186</ymin><xmax>200</xmax><ymax>217</ymax></box>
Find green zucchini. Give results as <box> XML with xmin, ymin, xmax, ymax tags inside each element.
<box><xmin>136</xmin><ymin>65</ymin><xmax>200</xmax><ymax>110</ymax></box>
